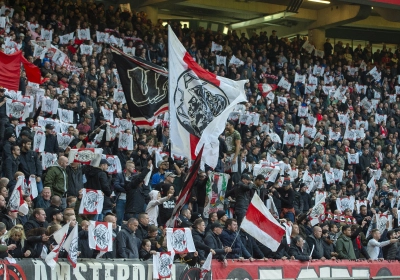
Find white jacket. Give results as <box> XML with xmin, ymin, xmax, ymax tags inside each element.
<box><xmin>146</xmin><ymin>190</ymin><xmax>170</xmax><ymax>226</ymax></box>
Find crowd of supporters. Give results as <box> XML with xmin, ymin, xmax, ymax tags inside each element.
<box><xmin>0</xmin><ymin>0</ymin><xmax>398</xmax><ymax>265</ymax></box>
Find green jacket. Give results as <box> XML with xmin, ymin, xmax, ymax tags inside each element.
<box><xmin>44</xmin><ymin>166</ymin><xmax>68</xmax><ymax>197</ymax></box>
<box><xmin>336</xmin><ymin>234</ymin><xmax>356</xmax><ymax>260</ymax></box>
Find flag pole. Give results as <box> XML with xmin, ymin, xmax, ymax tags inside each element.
<box><xmin>224</xmin><ymin>228</ymin><xmax>241</xmax><ymax>259</ymax></box>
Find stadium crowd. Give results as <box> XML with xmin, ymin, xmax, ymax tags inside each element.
<box><xmin>0</xmin><ymin>0</ymin><xmax>398</xmax><ymax>266</ymax></box>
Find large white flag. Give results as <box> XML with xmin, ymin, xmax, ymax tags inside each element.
<box><xmin>153</xmin><ymin>251</ymin><xmax>175</xmax><ymax>279</ymax></box>
<box><xmin>62</xmin><ymin>224</ymin><xmax>79</xmax><ymax>268</ymax></box>
<box><xmin>88</xmin><ymin>221</ymin><xmax>113</xmax><ymax>252</ymax></box>
<box><xmin>168</xmin><ymin>26</ymin><xmax>247</xmax><ymax>168</ymax></box>
<box><xmin>45</xmin><ymin>223</ymin><xmax>70</xmax><ymax>269</ymax></box>
<box><xmin>166</xmin><ymin>228</ymin><xmax>196</xmax><ymax>254</ymax></box>
<box><xmin>241</xmin><ymin>193</ymin><xmax>285</xmax><ymax>251</ymax></box>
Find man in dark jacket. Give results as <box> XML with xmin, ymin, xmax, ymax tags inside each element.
<box><xmin>240</xmin><ymin>229</ymin><xmax>267</xmax><ymax>260</ymax></box>
<box><xmin>66</xmin><ymin>162</ymin><xmax>83</xmax><ymax>197</ymax></box>
<box><xmin>306</xmin><ymin>226</ymin><xmax>330</xmax><ymax>260</ymax></box>
<box><xmin>288</xmin><ymin>235</ymin><xmax>311</xmax><ymax>261</ymax></box>
<box><xmin>0</xmin><ymin>207</ymin><xmax>21</xmax><ymax>230</ymax></box>
<box><xmin>19</xmin><ymin>138</ymin><xmax>43</xmax><ymax>193</ymax></box>
<box><xmin>277</xmin><ymin>179</ymin><xmax>295</xmax><ymax>222</ymax></box>
<box><xmin>44</xmin><ymin>124</ymin><xmax>59</xmax><ymax>153</ymax></box>
<box><xmin>336</xmin><ymin>225</ymin><xmax>357</xmax><ymax>260</ymax></box>
<box><xmin>204</xmin><ymin>222</ymin><xmax>231</xmax><ymax>260</ymax></box>
<box><xmin>219</xmin><ymin>218</ymin><xmax>254</xmax><ymax>260</ymax></box>
<box><xmin>84</xmin><ymin>159</ymin><xmax>113</xmax><ymax>220</ymax></box>
<box><xmin>300</xmin><ymin>183</ymin><xmax>312</xmax><ymax>213</ymax></box>
<box><xmin>135</xmin><ymin>213</ymin><xmax>149</xmax><ymax>242</ymax></box>
<box><xmin>24</xmin><ymin>208</ymin><xmax>49</xmax><ymax>232</ymax></box>
<box><xmin>116</xmin><ymin>218</ymin><xmax>139</xmax><ymax>258</ymax></box>
<box><xmin>227</xmin><ymin>174</ymin><xmax>254</xmax><ymax>225</ymax></box>
<box><xmin>3</xmin><ymin>145</ymin><xmax>20</xmax><ymax>185</ymax></box>
<box><xmin>124</xmin><ymin>168</ymin><xmax>150</xmax><ymax>221</ymax></box>
<box><xmin>44</xmin><ymin>195</ymin><xmax>62</xmax><ymax>222</ymax></box>
<box><xmin>113</xmin><ymin>160</ymin><xmax>136</xmax><ymax>226</ymax></box>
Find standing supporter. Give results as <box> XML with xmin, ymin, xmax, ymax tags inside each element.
<box><xmin>116</xmin><ymin>218</ymin><xmax>140</xmax><ymax>258</ymax></box>
<box><xmin>19</xmin><ymin>139</ymin><xmax>43</xmax><ymax>194</ymax></box>
<box><xmin>44</xmin><ymin>156</ymin><xmax>69</xmax><ymax>208</ymax></box>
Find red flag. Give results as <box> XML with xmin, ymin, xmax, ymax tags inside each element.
<box><xmin>258</xmin><ymin>83</ymin><xmax>278</xmax><ymax>97</ymax></box>
<box><xmin>20</xmin><ymin>55</ymin><xmax>42</xmax><ymax>84</ymax></box>
<box><xmin>166</xmin><ymin>146</ymin><xmax>204</xmax><ymax>227</ymax></box>
<box><xmin>241</xmin><ymin>193</ymin><xmax>285</xmax><ymax>252</ymax></box>
<box><xmin>0</xmin><ymin>50</ymin><xmax>21</xmax><ymax>90</ymax></box>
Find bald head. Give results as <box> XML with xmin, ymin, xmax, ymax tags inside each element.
<box><xmin>58</xmin><ymin>156</ymin><xmax>69</xmax><ymax>169</ymax></box>
<box><xmin>313</xmin><ymin>226</ymin><xmax>322</xmax><ymax>239</ymax></box>
<box><xmin>51</xmin><ymin>195</ymin><xmax>61</xmax><ymax>206</ymax></box>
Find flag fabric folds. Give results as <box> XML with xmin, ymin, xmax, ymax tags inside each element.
<box><xmin>63</xmin><ymin>224</ymin><xmax>79</xmax><ymax>268</ymax></box>
<box><xmin>200</xmin><ymin>252</ymin><xmax>213</xmax><ymax>280</ymax></box>
<box><xmin>241</xmin><ymin>193</ymin><xmax>285</xmax><ymax>252</ymax></box>
<box><xmin>45</xmin><ymin>222</ymin><xmax>70</xmax><ymax>269</ymax></box>
<box><xmin>168</xmin><ymin>25</ymin><xmax>247</xmax><ymax>168</ymax></box>
<box><xmin>110</xmin><ymin>46</ymin><xmax>168</xmax><ymax>128</ymax></box>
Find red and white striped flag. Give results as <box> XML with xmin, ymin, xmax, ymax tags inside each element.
<box><xmin>45</xmin><ymin>222</ymin><xmax>70</xmax><ymax>269</ymax></box>
<box><xmin>241</xmin><ymin>193</ymin><xmax>285</xmax><ymax>252</ymax></box>
<box><xmin>168</xmin><ymin>26</ymin><xmax>247</xmax><ymax>168</ymax></box>
<box><xmin>8</xmin><ymin>176</ymin><xmax>25</xmax><ymax>211</ymax></box>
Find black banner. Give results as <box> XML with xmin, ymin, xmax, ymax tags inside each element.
<box><xmin>111</xmin><ymin>47</ymin><xmax>168</xmax><ymax>128</ymax></box>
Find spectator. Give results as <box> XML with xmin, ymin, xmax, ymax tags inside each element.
<box><xmin>44</xmin><ymin>156</ymin><xmax>69</xmax><ymax>208</ymax></box>
<box><xmin>146</xmin><ymin>190</ymin><xmax>172</xmax><ymax>227</ymax></box>
<box><xmin>116</xmin><ymin>218</ymin><xmax>140</xmax><ymax>258</ymax></box>
<box><xmin>367</xmin><ymin>228</ymin><xmax>398</xmax><ymax>260</ymax></box>
<box><xmin>220</xmin><ymin>218</ymin><xmax>254</xmax><ymax>261</ymax></box>
<box><xmin>34</xmin><ymin>187</ymin><xmax>51</xmax><ymax>209</ymax></box>
<box><xmin>204</xmin><ymin>222</ymin><xmax>231</xmax><ymax>260</ymax></box>
<box><xmin>125</xmin><ymin>169</ymin><xmax>150</xmax><ymax>221</ymax></box>
<box><xmin>66</xmin><ymin>162</ymin><xmax>84</xmax><ymax>197</ymax></box>
<box><xmin>24</xmin><ymin>208</ymin><xmax>49</xmax><ymax>233</ymax></box>
<box><xmin>19</xmin><ymin>139</ymin><xmax>43</xmax><ymax>194</ymax></box>
<box><xmin>288</xmin><ymin>235</ymin><xmax>311</xmax><ymax>261</ymax></box>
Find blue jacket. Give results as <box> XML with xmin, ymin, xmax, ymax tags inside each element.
<box><xmin>219</xmin><ymin>229</ymin><xmax>251</xmax><ymax>259</ymax></box>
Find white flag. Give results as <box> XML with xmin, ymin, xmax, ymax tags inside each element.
<box><xmin>200</xmin><ymin>252</ymin><xmax>212</xmax><ymax>280</ymax></box>
<box><xmin>166</xmin><ymin>228</ymin><xmax>196</xmax><ymax>253</ymax></box>
<box><xmin>79</xmin><ymin>188</ymin><xmax>104</xmax><ymax>214</ymax></box>
<box><xmin>45</xmin><ymin>223</ymin><xmax>70</xmax><ymax>269</ymax></box>
<box><xmin>88</xmin><ymin>221</ymin><xmax>113</xmax><ymax>252</ymax></box>
<box><xmin>153</xmin><ymin>251</ymin><xmax>175</xmax><ymax>279</ymax></box>
<box><xmin>62</xmin><ymin>224</ymin><xmax>79</xmax><ymax>268</ymax></box>
<box><xmin>33</xmin><ymin>130</ymin><xmax>46</xmax><ymax>153</ymax></box>
<box><xmin>211</xmin><ymin>41</ymin><xmax>223</xmax><ymax>52</ymax></box>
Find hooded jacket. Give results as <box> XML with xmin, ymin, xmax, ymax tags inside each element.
<box><xmin>116</xmin><ymin>224</ymin><xmax>139</xmax><ymax>259</ymax></box>
<box><xmin>44</xmin><ymin>165</ymin><xmax>68</xmax><ymax>197</ymax></box>
<box><xmin>19</xmin><ymin>149</ymin><xmax>42</xmax><ymax>178</ymax></box>
<box><xmin>145</xmin><ymin>190</ymin><xmax>170</xmax><ymax>226</ymax></box>
<box><xmin>66</xmin><ymin>165</ymin><xmax>83</xmax><ymax>197</ymax></box>
<box><xmin>336</xmin><ymin>234</ymin><xmax>356</xmax><ymax>260</ymax></box>
<box><xmin>84</xmin><ymin>166</ymin><xmax>113</xmax><ymax>210</ymax></box>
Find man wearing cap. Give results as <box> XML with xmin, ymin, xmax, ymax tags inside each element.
<box><xmin>0</xmin><ymin>87</ymin><xmax>11</xmax><ymax>140</ymax></box>
<box><xmin>48</xmin><ymin>208</ymin><xmax>63</xmax><ymax>226</ymax></box>
<box><xmin>77</xmin><ymin>115</ymin><xmax>92</xmax><ymax>134</ymax></box>
<box><xmin>217</xmin><ymin>210</ymin><xmax>228</xmax><ymax>226</ymax></box>
<box><xmin>204</xmin><ymin>222</ymin><xmax>232</xmax><ymax>260</ymax></box>
<box><xmin>44</xmin><ymin>156</ymin><xmax>69</xmax><ymax>209</ymax></box>
<box><xmin>44</xmin><ymin>123</ymin><xmax>59</xmax><ymax>154</ymax></box>
<box><xmin>84</xmin><ymin>159</ymin><xmax>113</xmax><ymax>221</ymax></box>
<box><xmin>44</xmin><ymin>195</ymin><xmax>62</xmax><ymax>222</ymax></box>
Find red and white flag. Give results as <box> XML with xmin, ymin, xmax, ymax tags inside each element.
<box><xmin>168</xmin><ymin>26</ymin><xmax>247</xmax><ymax>168</ymax></box>
<box><xmin>200</xmin><ymin>252</ymin><xmax>212</xmax><ymax>280</ymax></box>
<box><xmin>63</xmin><ymin>224</ymin><xmax>79</xmax><ymax>268</ymax></box>
<box><xmin>68</xmin><ymin>148</ymin><xmax>103</xmax><ymax>166</ymax></box>
<box><xmin>88</xmin><ymin>221</ymin><xmax>113</xmax><ymax>252</ymax></box>
<box><xmin>79</xmin><ymin>188</ymin><xmax>104</xmax><ymax>215</ymax></box>
<box><xmin>258</xmin><ymin>83</ymin><xmax>277</xmax><ymax>98</ymax></box>
<box><xmin>166</xmin><ymin>228</ymin><xmax>196</xmax><ymax>254</ymax></box>
<box><xmin>8</xmin><ymin>176</ymin><xmax>25</xmax><ymax>211</ymax></box>
<box><xmin>241</xmin><ymin>193</ymin><xmax>285</xmax><ymax>252</ymax></box>
<box><xmin>45</xmin><ymin>222</ymin><xmax>70</xmax><ymax>269</ymax></box>
<box><xmin>153</xmin><ymin>251</ymin><xmax>175</xmax><ymax>279</ymax></box>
